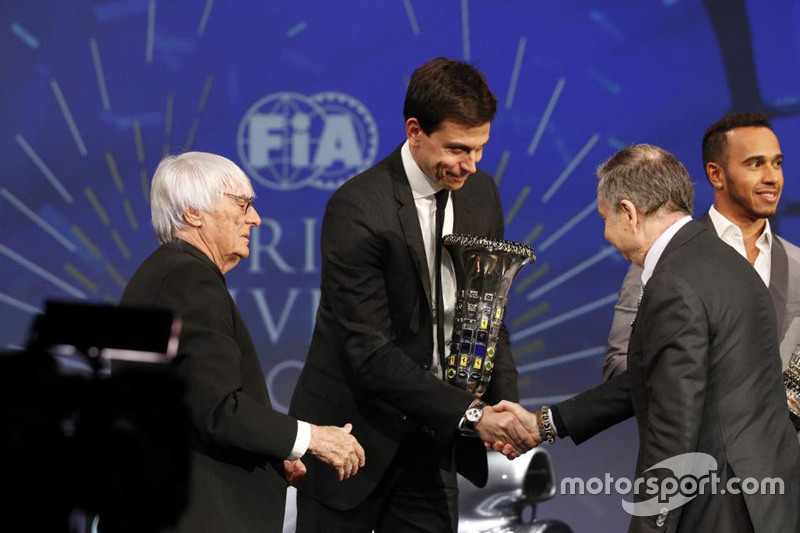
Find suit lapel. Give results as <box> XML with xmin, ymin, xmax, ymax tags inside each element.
<box><xmin>451</xmin><ymin>187</ymin><xmax>473</xmax><ymax>234</ymax></box>
<box><xmin>769</xmin><ymin>236</ymin><xmax>788</xmax><ymax>334</ymax></box>
<box><xmin>389</xmin><ymin>150</ymin><xmax>482</xmax><ymax>310</ymax></box>
<box><xmin>389</xmin><ymin>147</ymin><xmax>433</xmax><ymax>308</ymax></box>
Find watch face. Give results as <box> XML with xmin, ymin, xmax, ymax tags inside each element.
<box><xmin>466</xmin><ymin>407</ymin><xmax>482</xmax><ymax>422</ymax></box>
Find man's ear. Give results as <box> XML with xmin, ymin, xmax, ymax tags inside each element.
<box><xmin>618</xmin><ymin>199</ymin><xmax>639</xmax><ymax>229</ymax></box>
<box><xmin>406</xmin><ymin>118</ymin><xmax>422</xmax><ymax>147</ymax></box>
<box><xmin>183</xmin><ymin>209</ymin><xmax>202</xmax><ymax>228</ymax></box>
<box><xmin>706</xmin><ymin>162</ymin><xmax>723</xmax><ymax>190</ymax></box>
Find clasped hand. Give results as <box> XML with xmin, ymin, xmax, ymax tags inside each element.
<box><xmin>286</xmin><ymin>423</ymin><xmax>366</xmax><ymax>484</ymax></box>
<box><xmin>475</xmin><ymin>400</ymin><xmax>543</xmax><ymax>459</ymax></box>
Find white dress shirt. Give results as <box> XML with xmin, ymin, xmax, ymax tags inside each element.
<box><xmin>707</xmin><ymin>205</ymin><xmax>772</xmax><ymax>286</ymax></box>
<box><xmin>401</xmin><ymin>141</ymin><xmax>456</xmax><ymax>378</ymax></box>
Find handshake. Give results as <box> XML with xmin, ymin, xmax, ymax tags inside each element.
<box><xmin>285</xmin><ymin>423</ymin><xmax>366</xmax><ymax>485</ymax></box>
<box><xmin>283</xmin><ymin>401</ymin><xmax>553</xmax><ymax>485</ymax></box>
<box><xmin>474</xmin><ymin>401</ymin><xmax>551</xmax><ymax>459</ymax></box>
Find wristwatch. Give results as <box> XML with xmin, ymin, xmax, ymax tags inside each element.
<box><xmin>463</xmin><ymin>400</ymin><xmax>486</xmax><ymax>432</ymax></box>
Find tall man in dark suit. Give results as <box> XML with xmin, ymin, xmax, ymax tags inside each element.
<box><xmin>121</xmin><ymin>152</ymin><xmax>365</xmax><ymax>532</ymax></box>
<box><xmin>289</xmin><ymin>58</ymin><xmax>534</xmax><ymax>532</ymax></box>
<box><xmin>604</xmin><ymin>112</ymin><xmax>800</xmax><ymax>382</ymax></box>
<box><xmin>495</xmin><ymin>144</ymin><xmax>800</xmax><ymax>531</ymax></box>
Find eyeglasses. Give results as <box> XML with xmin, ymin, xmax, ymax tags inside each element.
<box><xmin>224</xmin><ymin>192</ymin><xmax>255</xmax><ymax>213</ymax></box>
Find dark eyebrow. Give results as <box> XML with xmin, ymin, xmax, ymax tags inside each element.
<box><xmin>443</xmin><ymin>142</ymin><xmax>471</xmax><ymax>151</ymax></box>
<box><xmin>443</xmin><ymin>141</ymin><xmax>489</xmax><ymax>151</ymax></box>
<box><xmin>741</xmin><ymin>152</ymin><xmax>783</xmax><ymax>164</ymax></box>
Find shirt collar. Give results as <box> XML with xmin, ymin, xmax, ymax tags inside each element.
<box><xmin>401</xmin><ymin>140</ymin><xmax>442</xmax><ymax>199</ymax></box>
<box><xmin>641</xmin><ymin>216</ymin><xmax>693</xmax><ymax>287</ymax></box>
<box><xmin>707</xmin><ymin>205</ymin><xmax>772</xmax><ymax>250</ymax></box>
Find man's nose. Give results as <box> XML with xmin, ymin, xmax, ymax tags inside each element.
<box><xmin>248</xmin><ymin>206</ymin><xmax>262</xmax><ymax>226</ymax></box>
<box><xmin>461</xmin><ymin>152</ymin><xmax>477</xmax><ymax>174</ymax></box>
<box><xmin>762</xmin><ymin>165</ymin><xmax>780</xmax><ymax>184</ymax></box>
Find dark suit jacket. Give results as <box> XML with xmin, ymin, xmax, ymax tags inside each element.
<box><xmin>289</xmin><ymin>145</ymin><xmax>519</xmax><ymax>510</ymax></box>
<box><xmin>121</xmin><ymin>240</ymin><xmax>297</xmax><ymax>533</ymax></box>
<box><xmin>604</xmin><ymin>213</ymin><xmax>800</xmax><ymax>379</ymax></box>
<box><xmin>553</xmin><ymin>222</ymin><xmax>800</xmax><ymax>532</ymax></box>
<box><xmin>604</xmin><ymin>213</ymin><xmax>800</xmax><ymax>433</ymax></box>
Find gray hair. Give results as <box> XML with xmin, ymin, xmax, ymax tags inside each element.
<box><xmin>597</xmin><ymin>144</ymin><xmax>693</xmax><ymax>217</ymax></box>
<box><xmin>150</xmin><ymin>152</ymin><xmax>254</xmax><ymax>244</ymax></box>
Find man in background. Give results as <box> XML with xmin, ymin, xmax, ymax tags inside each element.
<box><xmin>604</xmin><ymin>112</ymin><xmax>800</xmax><ymax>381</ymax></box>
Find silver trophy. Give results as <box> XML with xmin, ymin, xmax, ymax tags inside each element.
<box><xmin>785</xmin><ymin>344</ymin><xmax>800</xmax><ymax>417</ymax></box>
<box><xmin>443</xmin><ymin>234</ymin><xmax>536</xmax><ymax>396</ymax></box>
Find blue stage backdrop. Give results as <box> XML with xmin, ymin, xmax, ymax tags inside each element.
<box><xmin>2</xmin><ymin>1</ymin><xmax>799</xmax><ymax>530</ymax></box>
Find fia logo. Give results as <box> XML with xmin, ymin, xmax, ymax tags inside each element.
<box><xmin>237</xmin><ymin>91</ymin><xmax>379</xmax><ymax>191</ymax></box>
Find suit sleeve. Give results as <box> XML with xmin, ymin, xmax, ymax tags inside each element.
<box><xmin>603</xmin><ymin>264</ymin><xmax>643</xmax><ymax>380</ymax></box>
<box><xmin>320</xmin><ymin>191</ymin><xmax>474</xmax><ymax>436</ymax></box>
<box><xmin>552</xmin><ymin>372</ymin><xmax>634</xmax><ymax>443</ymax></box>
<box><xmin>480</xmin><ymin>176</ymin><xmax>519</xmax><ymax>405</ymax></box>
<box><xmin>157</xmin><ymin>261</ymin><xmax>297</xmax><ymax>460</ymax></box>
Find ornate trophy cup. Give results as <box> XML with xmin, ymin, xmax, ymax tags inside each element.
<box><xmin>443</xmin><ymin>234</ymin><xmax>536</xmax><ymax>396</ymax></box>
<box><xmin>784</xmin><ymin>344</ymin><xmax>800</xmax><ymax>417</ymax></box>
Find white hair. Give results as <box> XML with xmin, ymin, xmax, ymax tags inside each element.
<box><xmin>150</xmin><ymin>152</ymin><xmax>255</xmax><ymax>244</ymax></box>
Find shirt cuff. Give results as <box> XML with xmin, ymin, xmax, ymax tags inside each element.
<box><xmin>287</xmin><ymin>420</ymin><xmax>311</xmax><ymax>461</ymax></box>
<box><xmin>549</xmin><ymin>405</ymin><xmax>566</xmax><ymax>438</ymax></box>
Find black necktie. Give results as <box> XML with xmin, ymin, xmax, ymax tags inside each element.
<box><xmin>434</xmin><ymin>189</ymin><xmax>449</xmax><ymax>374</ymax></box>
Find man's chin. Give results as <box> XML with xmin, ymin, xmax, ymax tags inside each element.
<box><xmin>442</xmin><ymin>176</ymin><xmax>469</xmax><ymax>190</ymax></box>
<box><xmin>749</xmin><ymin>207</ymin><xmax>778</xmax><ymax>219</ymax></box>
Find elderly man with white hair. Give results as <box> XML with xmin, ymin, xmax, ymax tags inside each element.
<box><xmin>121</xmin><ymin>151</ymin><xmax>365</xmax><ymax>533</ymax></box>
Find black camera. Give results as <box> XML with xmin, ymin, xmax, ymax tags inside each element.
<box><xmin>0</xmin><ymin>301</ymin><xmax>190</xmax><ymax>533</ymax></box>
